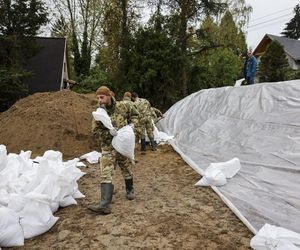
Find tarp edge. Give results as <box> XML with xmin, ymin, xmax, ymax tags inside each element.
<box><xmin>169</xmin><ymin>140</ymin><xmax>257</xmax><ymax>235</ymax></box>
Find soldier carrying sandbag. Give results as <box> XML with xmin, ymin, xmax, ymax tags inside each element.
<box><xmin>89</xmin><ymin>86</ymin><xmax>139</xmax><ymax>215</ymax></box>
<box><xmin>131</xmin><ymin>92</ymin><xmax>157</xmax><ymax>153</ymax></box>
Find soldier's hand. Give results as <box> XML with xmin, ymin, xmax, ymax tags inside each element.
<box><xmin>128</xmin><ymin>123</ymin><xmax>135</xmax><ymax>131</ymax></box>
<box><xmin>109</xmin><ymin>128</ymin><xmax>118</xmax><ymax>137</ymax></box>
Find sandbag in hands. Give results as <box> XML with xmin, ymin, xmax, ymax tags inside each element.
<box><xmin>92</xmin><ymin>108</ymin><xmax>135</xmax><ymax>160</ymax></box>
<box><xmin>109</xmin><ymin>128</ymin><xmax>118</xmax><ymax>137</ymax></box>
<box><xmin>112</xmin><ymin>125</ymin><xmax>135</xmax><ymax>160</ymax></box>
<box><xmin>92</xmin><ymin>108</ymin><xmax>115</xmax><ymax>130</ymax></box>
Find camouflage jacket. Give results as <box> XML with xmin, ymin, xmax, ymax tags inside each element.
<box><xmin>151</xmin><ymin>107</ymin><xmax>163</xmax><ymax>120</ymax></box>
<box><xmin>135</xmin><ymin>98</ymin><xmax>152</xmax><ymax>121</ymax></box>
<box><xmin>92</xmin><ymin>97</ymin><xmax>139</xmax><ymax>150</ymax></box>
<box><xmin>151</xmin><ymin>107</ymin><xmax>163</xmax><ymax>123</ymax></box>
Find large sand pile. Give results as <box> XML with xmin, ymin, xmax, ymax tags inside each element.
<box><xmin>0</xmin><ymin>90</ymin><xmax>98</xmax><ymax>158</ymax></box>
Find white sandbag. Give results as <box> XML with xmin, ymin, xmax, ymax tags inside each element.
<box><xmin>57</xmin><ymin>161</ymin><xmax>85</xmax><ymax>203</ymax></box>
<box><xmin>209</xmin><ymin>158</ymin><xmax>241</xmax><ymax>178</ymax></box>
<box><xmin>32</xmin><ymin>156</ymin><xmax>44</xmax><ymax>163</ymax></box>
<box><xmin>76</xmin><ymin>162</ymin><xmax>86</xmax><ymax>167</ymax></box>
<box><xmin>19</xmin><ymin>193</ymin><xmax>59</xmax><ymax>239</ymax></box>
<box><xmin>50</xmin><ymin>202</ymin><xmax>59</xmax><ymax>213</ymax></box>
<box><xmin>7</xmin><ymin>194</ymin><xmax>27</xmax><ymax>213</ymax></box>
<box><xmin>250</xmin><ymin>224</ymin><xmax>300</xmax><ymax>250</ymax></box>
<box><xmin>196</xmin><ymin>158</ymin><xmax>241</xmax><ymax>187</ymax></box>
<box><xmin>0</xmin><ymin>155</ymin><xmax>21</xmax><ymax>191</ymax></box>
<box><xmin>80</xmin><ymin>151</ymin><xmax>101</xmax><ymax>164</ymax></box>
<box><xmin>42</xmin><ymin>150</ymin><xmax>63</xmax><ymax>162</ymax></box>
<box><xmin>18</xmin><ymin>150</ymin><xmax>34</xmax><ymax>175</ymax></box>
<box><xmin>197</xmin><ymin>170</ymin><xmax>227</xmax><ymax>186</ymax></box>
<box><xmin>59</xmin><ymin>196</ymin><xmax>77</xmax><ymax>207</ymax></box>
<box><xmin>112</xmin><ymin>125</ymin><xmax>135</xmax><ymax>160</ymax></box>
<box><xmin>234</xmin><ymin>78</ymin><xmax>244</xmax><ymax>87</ymax></box>
<box><xmin>149</xmin><ymin>123</ymin><xmax>174</xmax><ymax>144</ymax></box>
<box><xmin>0</xmin><ymin>190</ymin><xmax>9</xmax><ymax>207</ymax></box>
<box><xmin>92</xmin><ymin>108</ymin><xmax>114</xmax><ymax>130</ymax></box>
<box><xmin>19</xmin><ymin>150</ymin><xmax>32</xmax><ymax>161</ymax></box>
<box><xmin>72</xmin><ymin>189</ymin><xmax>85</xmax><ymax>199</ymax></box>
<box><xmin>66</xmin><ymin>157</ymin><xmax>86</xmax><ymax>167</ymax></box>
<box><xmin>0</xmin><ymin>207</ymin><xmax>24</xmax><ymax>247</ymax></box>
<box><xmin>0</xmin><ymin>145</ymin><xmax>7</xmax><ymax>172</ymax></box>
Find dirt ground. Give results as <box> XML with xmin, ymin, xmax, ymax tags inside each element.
<box><xmin>7</xmin><ymin>145</ymin><xmax>252</xmax><ymax>250</ymax></box>
<box><xmin>1</xmin><ymin>91</ymin><xmax>252</xmax><ymax>249</ymax></box>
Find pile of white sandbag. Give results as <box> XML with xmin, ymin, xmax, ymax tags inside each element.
<box><xmin>0</xmin><ymin>145</ymin><xmax>85</xmax><ymax>247</ymax></box>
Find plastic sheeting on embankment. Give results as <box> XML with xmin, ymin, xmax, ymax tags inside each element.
<box><xmin>157</xmin><ymin>79</ymin><xmax>300</xmax><ymax>234</ymax></box>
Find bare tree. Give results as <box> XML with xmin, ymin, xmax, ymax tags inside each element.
<box><xmin>51</xmin><ymin>0</ymin><xmax>103</xmax><ymax>76</ymax></box>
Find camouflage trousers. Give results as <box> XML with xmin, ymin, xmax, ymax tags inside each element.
<box><xmin>100</xmin><ymin>147</ymin><xmax>134</xmax><ymax>184</ymax></box>
<box><xmin>136</xmin><ymin>116</ymin><xmax>154</xmax><ymax>141</ymax></box>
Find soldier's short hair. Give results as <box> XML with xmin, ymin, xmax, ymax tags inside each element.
<box><xmin>96</xmin><ymin>86</ymin><xmax>111</xmax><ymax>96</ymax></box>
<box><xmin>124</xmin><ymin>92</ymin><xmax>132</xmax><ymax>98</ymax></box>
<box><xmin>131</xmin><ymin>92</ymin><xmax>138</xmax><ymax>98</ymax></box>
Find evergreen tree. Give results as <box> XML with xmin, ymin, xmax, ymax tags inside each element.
<box><xmin>126</xmin><ymin>25</ymin><xmax>182</xmax><ymax>109</ymax></box>
<box><xmin>219</xmin><ymin>11</ymin><xmax>247</xmax><ymax>56</ymax></box>
<box><xmin>0</xmin><ymin>0</ymin><xmax>48</xmax><ymax>111</ymax></box>
<box><xmin>281</xmin><ymin>4</ymin><xmax>300</xmax><ymax>39</ymax></box>
<box><xmin>259</xmin><ymin>41</ymin><xmax>290</xmax><ymax>82</ymax></box>
<box><xmin>188</xmin><ymin>11</ymin><xmax>246</xmax><ymax>92</ymax></box>
<box><xmin>0</xmin><ymin>0</ymin><xmax>48</xmax><ymax>68</ymax></box>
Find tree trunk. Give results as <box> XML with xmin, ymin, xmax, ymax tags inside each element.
<box><xmin>178</xmin><ymin>1</ymin><xmax>188</xmax><ymax>97</ymax></box>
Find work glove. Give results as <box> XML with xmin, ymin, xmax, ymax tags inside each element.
<box><xmin>109</xmin><ymin>128</ymin><xmax>118</xmax><ymax>137</ymax></box>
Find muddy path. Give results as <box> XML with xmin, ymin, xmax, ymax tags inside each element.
<box><xmin>9</xmin><ymin>145</ymin><xmax>252</xmax><ymax>250</ymax></box>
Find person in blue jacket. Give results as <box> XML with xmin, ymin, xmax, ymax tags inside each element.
<box><xmin>245</xmin><ymin>50</ymin><xmax>257</xmax><ymax>85</ymax></box>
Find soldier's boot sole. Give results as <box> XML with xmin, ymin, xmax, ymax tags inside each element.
<box><xmin>126</xmin><ymin>193</ymin><xmax>135</xmax><ymax>200</ymax></box>
<box><xmin>88</xmin><ymin>205</ymin><xmax>111</xmax><ymax>215</ymax></box>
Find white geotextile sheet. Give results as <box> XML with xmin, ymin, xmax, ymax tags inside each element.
<box><xmin>158</xmin><ymin>80</ymin><xmax>300</xmax><ymax>234</ymax></box>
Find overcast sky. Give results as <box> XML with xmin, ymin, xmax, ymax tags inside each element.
<box><xmin>245</xmin><ymin>0</ymin><xmax>300</xmax><ymax>50</ymax></box>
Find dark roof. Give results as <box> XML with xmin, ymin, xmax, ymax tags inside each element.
<box><xmin>23</xmin><ymin>37</ymin><xmax>66</xmax><ymax>94</ymax></box>
<box><xmin>266</xmin><ymin>34</ymin><xmax>300</xmax><ymax>60</ymax></box>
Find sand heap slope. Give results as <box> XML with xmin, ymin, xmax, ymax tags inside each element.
<box><xmin>0</xmin><ymin>90</ymin><xmax>98</xmax><ymax>158</ymax></box>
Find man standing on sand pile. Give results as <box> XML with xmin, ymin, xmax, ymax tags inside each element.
<box><xmin>89</xmin><ymin>86</ymin><xmax>139</xmax><ymax>215</ymax></box>
<box><xmin>131</xmin><ymin>92</ymin><xmax>156</xmax><ymax>153</ymax></box>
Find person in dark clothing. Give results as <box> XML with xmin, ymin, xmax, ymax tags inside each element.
<box><xmin>245</xmin><ymin>50</ymin><xmax>257</xmax><ymax>85</ymax></box>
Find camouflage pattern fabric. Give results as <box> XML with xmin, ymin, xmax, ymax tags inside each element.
<box><xmin>100</xmin><ymin>148</ymin><xmax>133</xmax><ymax>183</ymax></box>
<box><xmin>151</xmin><ymin>107</ymin><xmax>163</xmax><ymax>123</ymax></box>
<box><xmin>134</xmin><ymin>98</ymin><xmax>154</xmax><ymax>140</ymax></box>
<box><xmin>91</xmin><ymin>97</ymin><xmax>139</xmax><ymax>183</ymax></box>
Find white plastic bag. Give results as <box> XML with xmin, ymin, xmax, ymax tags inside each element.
<box><xmin>0</xmin><ymin>207</ymin><xmax>24</xmax><ymax>247</ymax></box>
<box><xmin>42</xmin><ymin>150</ymin><xmax>63</xmax><ymax>162</ymax></box>
<box><xmin>19</xmin><ymin>193</ymin><xmax>59</xmax><ymax>239</ymax></box>
<box><xmin>196</xmin><ymin>158</ymin><xmax>241</xmax><ymax>187</ymax></box>
<box><xmin>92</xmin><ymin>108</ymin><xmax>114</xmax><ymax>130</ymax></box>
<box><xmin>152</xmin><ymin>122</ymin><xmax>174</xmax><ymax>144</ymax></box>
<box><xmin>112</xmin><ymin>125</ymin><xmax>135</xmax><ymax>160</ymax></box>
<box><xmin>250</xmin><ymin>224</ymin><xmax>300</xmax><ymax>250</ymax></box>
<box><xmin>198</xmin><ymin>170</ymin><xmax>227</xmax><ymax>186</ymax></box>
<box><xmin>234</xmin><ymin>78</ymin><xmax>245</xmax><ymax>87</ymax></box>
<box><xmin>80</xmin><ymin>151</ymin><xmax>101</xmax><ymax>164</ymax></box>
<box><xmin>0</xmin><ymin>145</ymin><xmax>7</xmax><ymax>172</ymax></box>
